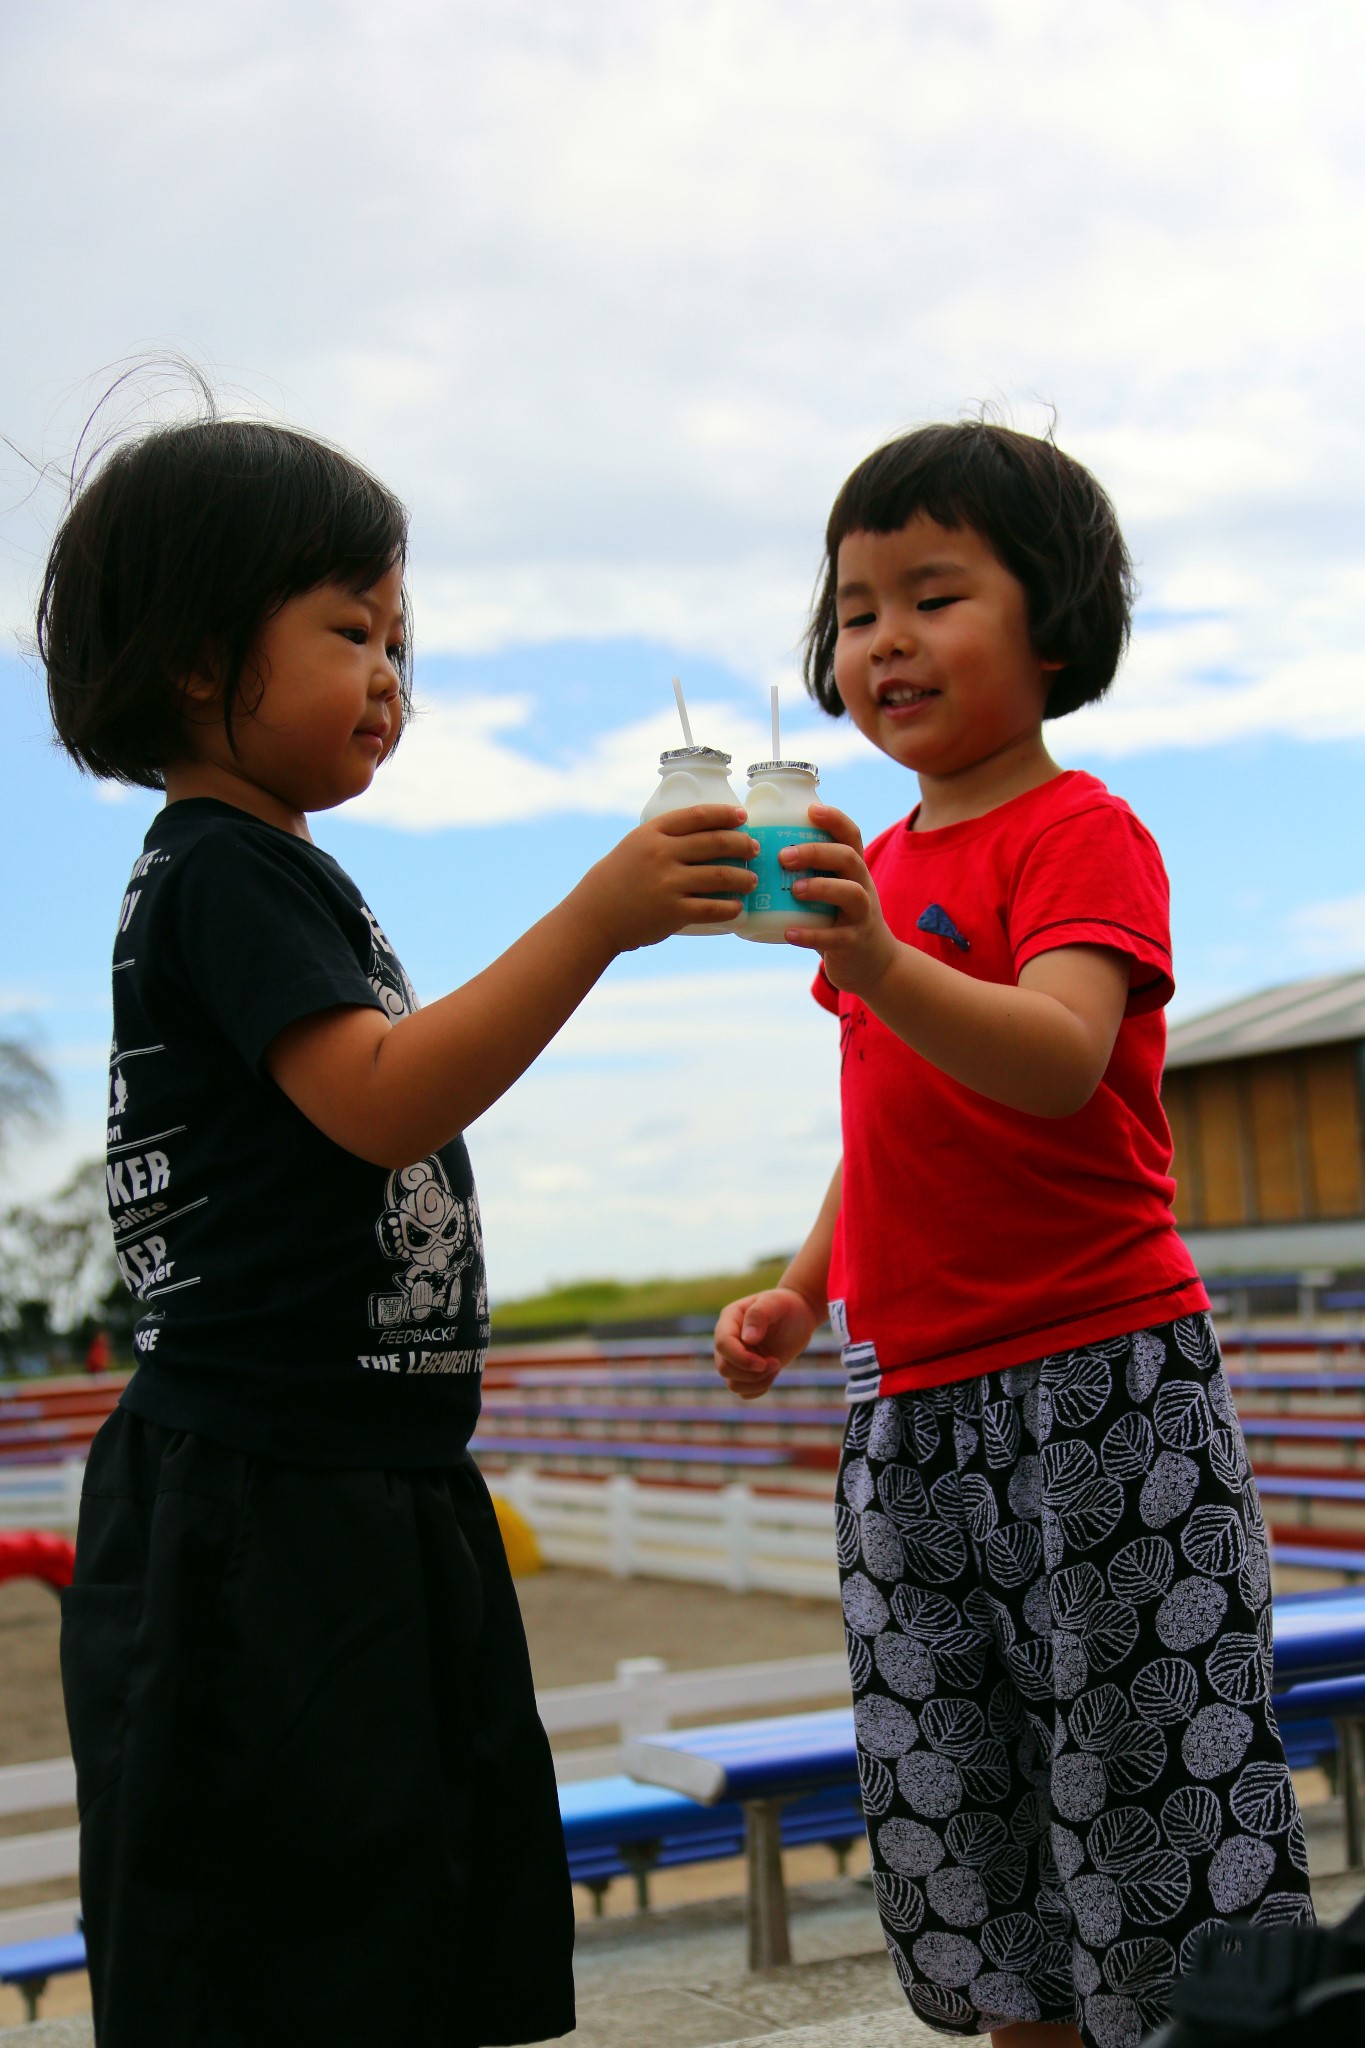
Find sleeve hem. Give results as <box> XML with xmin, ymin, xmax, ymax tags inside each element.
<box><xmin>811</xmin><ymin>965</ymin><xmax>841</xmax><ymax>1015</ymax></box>
<box><xmin>1013</xmin><ymin>920</ymin><xmax>1174</xmax><ymax>1014</ymax></box>
<box><xmin>243</xmin><ymin>981</ymin><xmax>388</xmax><ymax>1078</ymax></box>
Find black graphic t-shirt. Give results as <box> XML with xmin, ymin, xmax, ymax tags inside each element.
<box><xmin>109</xmin><ymin>799</ymin><xmax>488</xmax><ymax>1465</ymax></box>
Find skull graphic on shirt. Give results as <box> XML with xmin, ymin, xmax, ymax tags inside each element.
<box><xmin>372</xmin><ymin>1158</ymin><xmax>471</xmax><ymax>1324</ymax></box>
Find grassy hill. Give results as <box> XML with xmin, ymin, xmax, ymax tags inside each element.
<box><xmin>489</xmin><ymin>1255</ymin><xmax>790</xmax><ymax>1332</ymax></box>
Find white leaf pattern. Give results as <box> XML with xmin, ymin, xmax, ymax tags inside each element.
<box><xmin>1109</xmin><ymin>1536</ymin><xmax>1176</xmax><ymax>1604</ymax></box>
<box><xmin>1101</xmin><ymin>1410</ymin><xmax>1155</xmax><ymax>1480</ymax></box>
<box><xmin>837</xmin><ymin>1319</ymin><xmax>1310</xmax><ymax>2035</ymax></box>
<box><xmin>873</xmin><ymin>1871</ymin><xmax>925</xmax><ymax>1933</ymax></box>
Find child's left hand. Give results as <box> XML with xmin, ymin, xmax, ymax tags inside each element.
<box><xmin>781</xmin><ymin>805</ymin><xmax>900</xmax><ymax>997</ymax></box>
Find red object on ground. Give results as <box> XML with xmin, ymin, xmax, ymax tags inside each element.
<box><xmin>0</xmin><ymin>1530</ymin><xmax>76</xmax><ymax>1590</ymax></box>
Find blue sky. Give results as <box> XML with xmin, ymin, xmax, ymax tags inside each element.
<box><xmin>3</xmin><ymin>0</ymin><xmax>1364</xmax><ymax>1296</ymax></box>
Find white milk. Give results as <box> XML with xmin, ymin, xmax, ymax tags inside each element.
<box><xmin>737</xmin><ymin>761</ymin><xmax>836</xmax><ymax>945</ymax></box>
<box><xmin>640</xmin><ymin>745</ymin><xmax>746</xmax><ymax>936</ymax></box>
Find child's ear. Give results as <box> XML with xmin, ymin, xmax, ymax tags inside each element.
<box><xmin>180</xmin><ymin>665</ymin><xmax>223</xmax><ymax>705</ymax></box>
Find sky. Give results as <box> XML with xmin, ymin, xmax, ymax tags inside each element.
<box><xmin>3</xmin><ymin>0</ymin><xmax>1365</xmax><ymax>1300</ymax></box>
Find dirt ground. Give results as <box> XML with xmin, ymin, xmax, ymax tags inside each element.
<box><xmin>0</xmin><ymin>1567</ymin><xmax>849</xmax><ymax>2027</ymax></box>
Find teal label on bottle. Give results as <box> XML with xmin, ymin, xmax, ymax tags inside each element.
<box><xmin>744</xmin><ymin>825</ymin><xmax>836</xmax><ymax>920</ymax></box>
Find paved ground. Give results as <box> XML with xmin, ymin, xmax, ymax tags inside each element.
<box><xmin>7</xmin><ymin>1864</ymin><xmax>1365</xmax><ymax>2047</ymax></box>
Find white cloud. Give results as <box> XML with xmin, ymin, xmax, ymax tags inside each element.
<box><xmin>345</xmin><ymin>692</ymin><xmax>870</xmax><ymax>829</ymax></box>
<box><xmin>469</xmin><ymin>961</ymin><xmax>841</xmax><ymax>1297</ymax></box>
<box><xmin>1287</xmin><ymin>893</ymin><xmax>1365</xmax><ymax>965</ymax></box>
<box><xmin>3</xmin><ymin>0</ymin><xmax>1365</xmax><ymax>765</ymax></box>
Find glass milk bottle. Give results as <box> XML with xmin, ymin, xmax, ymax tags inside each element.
<box><xmin>640</xmin><ymin>745</ymin><xmax>746</xmax><ymax>936</ymax></box>
<box><xmin>737</xmin><ymin>761</ymin><xmax>837</xmax><ymax>944</ymax></box>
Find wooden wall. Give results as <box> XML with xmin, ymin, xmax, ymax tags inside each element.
<box><xmin>1162</xmin><ymin>1041</ymin><xmax>1365</xmax><ymax>1229</ymax></box>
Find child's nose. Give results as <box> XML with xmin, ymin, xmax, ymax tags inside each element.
<box><xmin>871</xmin><ymin>609</ymin><xmax>912</xmax><ymax>660</ymax></box>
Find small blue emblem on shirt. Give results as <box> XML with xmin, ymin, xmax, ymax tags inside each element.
<box><xmin>917</xmin><ymin>903</ymin><xmax>970</xmax><ymax>951</ymax></box>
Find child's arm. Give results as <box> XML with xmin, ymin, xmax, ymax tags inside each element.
<box><xmin>784</xmin><ymin>806</ymin><xmax>1131</xmax><ymax>1119</ymax></box>
<box><xmin>264</xmin><ymin>807</ymin><xmax>755</xmax><ymax>1166</ymax></box>
<box><xmin>714</xmin><ymin>1159</ymin><xmax>841</xmax><ymax>1400</ymax></box>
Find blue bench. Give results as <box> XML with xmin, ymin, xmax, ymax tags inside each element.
<box><xmin>560</xmin><ymin>1774</ymin><xmax>864</xmax><ymax>1912</ymax></box>
<box><xmin>1257</xmin><ymin>1473</ymin><xmax>1365</xmax><ymax>1502</ymax></box>
<box><xmin>1240</xmin><ymin>1416</ymin><xmax>1365</xmax><ymax>1443</ymax></box>
<box><xmin>0</xmin><ymin>1932</ymin><xmax>85</xmax><ymax>2024</ymax></box>
<box><xmin>478</xmin><ymin>1401</ymin><xmax>847</xmax><ymax>1428</ymax></box>
<box><xmin>485</xmin><ymin>1365</ymin><xmax>845</xmax><ymax>1392</ymax></box>
<box><xmin>625</xmin><ymin>1590</ymin><xmax>1365</xmax><ymax>1969</ymax></box>
<box><xmin>1272</xmin><ymin>1540</ymin><xmax>1365</xmax><ymax>1578</ymax></box>
<box><xmin>1227</xmin><ymin>1369</ymin><xmax>1365</xmax><ymax>1394</ymax></box>
<box><xmin>470</xmin><ymin>1435</ymin><xmax>789</xmax><ymax>1470</ymax></box>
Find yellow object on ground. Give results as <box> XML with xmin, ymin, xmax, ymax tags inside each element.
<box><xmin>491</xmin><ymin>1494</ymin><xmax>543</xmax><ymax>1575</ymax></box>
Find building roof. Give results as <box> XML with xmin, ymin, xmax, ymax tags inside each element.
<box><xmin>1165</xmin><ymin>970</ymin><xmax>1365</xmax><ymax>1069</ymax></box>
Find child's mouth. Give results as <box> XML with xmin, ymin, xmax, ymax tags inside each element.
<box><xmin>879</xmin><ymin>686</ymin><xmax>939</xmax><ymax>712</ymax></box>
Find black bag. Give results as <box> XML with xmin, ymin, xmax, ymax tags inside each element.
<box><xmin>1145</xmin><ymin>1895</ymin><xmax>1365</xmax><ymax>2047</ymax></box>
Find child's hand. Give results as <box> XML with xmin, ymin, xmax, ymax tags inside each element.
<box><xmin>714</xmin><ymin>1287</ymin><xmax>819</xmax><ymax>1401</ymax></box>
<box><xmin>575</xmin><ymin>807</ymin><xmax>757</xmax><ymax>953</ymax></box>
<box><xmin>780</xmin><ymin>804</ymin><xmax>900</xmax><ymax>997</ymax></box>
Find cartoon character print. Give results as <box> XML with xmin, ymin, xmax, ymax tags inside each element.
<box><xmin>467</xmin><ymin>1184</ymin><xmax>489</xmax><ymax>1323</ymax></box>
<box><xmin>369</xmin><ymin>1158</ymin><xmax>473</xmax><ymax>1328</ymax></box>
<box><xmin>361</xmin><ymin>905</ymin><xmax>420</xmax><ymax>1022</ymax></box>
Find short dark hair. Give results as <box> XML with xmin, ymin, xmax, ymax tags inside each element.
<box><xmin>38</xmin><ymin>415</ymin><xmax>413</xmax><ymax>788</ymax></box>
<box><xmin>803</xmin><ymin>420</ymin><xmax>1135</xmax><ymax>721</ymax></box>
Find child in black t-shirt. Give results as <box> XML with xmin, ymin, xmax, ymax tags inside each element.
<box><xmin>39</xmin><ymin>414</ymin><xmax>758</xmax><ymax>2048</ymax></box>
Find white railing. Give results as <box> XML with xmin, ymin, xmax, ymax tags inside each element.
<box><xmin>501</xmin><ymin>1469</ymin><xmax>839</xmax><ymax>1599</ymax></box>
<box><xmin>0</xmin><ymin>1463</ymin><xmax>83</xmax><ymax>1530</ymax></box>
<box><xmin>0</xmin><ymin>1648</ymin><xmax>851</xmax><ymax>1941</ymax></box>
<box><xmin>2</xmin><ymin>1465</ymin><xmax>842</xmax><ymax>1601</ymax></box>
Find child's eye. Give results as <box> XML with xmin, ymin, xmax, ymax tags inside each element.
<box><xmin>386</xmin><ymin>644</ymin><xmax>405</xmax><ymax>665</ymax></box>
<box><xmin>917</xmin><ymin>596</ymin><xmax>960</xmax><ymax>612</ymax></box>
<box><xmin>338</xmin><ymin>627</ymin><xmax>369</xmax><ymax>644</ymax></box>
<box><xmin>840</xmin><ymin>612</ymin><xmax>875</xmax><ymax>631</ymax></box>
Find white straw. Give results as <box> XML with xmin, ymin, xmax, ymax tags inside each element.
<box><xmin>770</xmin><ymin>684</ymin><xmax>780</xmax><ymax>762</ymax></box>
<box><xmin>672</xmin><ymin>676</ymin><xmax>694</xmax><ymax>748</ymax></box>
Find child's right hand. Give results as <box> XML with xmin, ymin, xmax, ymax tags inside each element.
<box><xmin>714</xmin><ymin>1288</ymin><xmax>819</xmax><ymax>1401</ymax></box>
<box><xmin>574</xmin><ymin>807</ymin><xmax>757</xmax><ymax>952</ymax></box>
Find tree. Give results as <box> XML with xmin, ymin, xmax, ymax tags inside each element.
<box><xmin>0</xmin><ymin>1033</ymin><xmax>58</xmax><ymax>1160</ymax></box>
<box><xmin>1</xmin><ymin>1159</ymin><xmax>120</xmax><ymax>1337</ymax></box>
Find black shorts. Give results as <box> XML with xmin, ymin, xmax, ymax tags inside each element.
<box><xmin>836</xmin><ymin>1313</ymin><xmax>1314</xmax><ymax>2048</ymax></box>
<box><xmin>60</xmin><ymin>1411</ymin><xmax>575</xmax><ymax>2048</ymax></box>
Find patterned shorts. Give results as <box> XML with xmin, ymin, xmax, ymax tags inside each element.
<box><xmin>836</xmin><ymin>1312</ymin><xmax>1314</xmax><ymax>2048</ymax></box>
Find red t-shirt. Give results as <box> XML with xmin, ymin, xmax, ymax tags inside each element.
<box><xmin>813</xmin><ymin>770</ymin><xmax>1207</xmax><ymax>1400</ymax></box>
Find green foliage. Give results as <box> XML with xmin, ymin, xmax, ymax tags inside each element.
<box><xmin>490</xmin><ymin>1257</ymin><xmax>789</xmax><ymax>1331</ymax></box>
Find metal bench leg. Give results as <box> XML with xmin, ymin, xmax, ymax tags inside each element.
<box><xmin>622</xmin><ymin>1840</ymin><xmax>659</xmax><ymax>1912</ymax></box>
<box><xmin>20</xmin><ymin>1976</ymin><xmax>48</xmax><ymax>2024</ymax></box>
<box><xmin>1338</xmin><ymin>1717</ymin><xmax>1365</xmax><ymax>1869</ymax></box>
<box><xmin>744</xmin><ymin>1798</ymin><xmax>791</xmax><ymax>1970</ymax></box>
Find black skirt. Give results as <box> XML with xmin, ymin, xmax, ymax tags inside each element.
<box><xmin>60</xmin><ymin>1410</ymin><xmax>575</xmax><ymax>2048</ymax></box>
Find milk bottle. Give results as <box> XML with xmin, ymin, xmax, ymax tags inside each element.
<box><xmin>640</xmin><ymin>744</ymin><xmax>746</xmax><ymax>936</ymax></box>
<box><xmin>737</xmin><ymin>760</ymin><xmax>836</xmax><ymax>945</ymax></box>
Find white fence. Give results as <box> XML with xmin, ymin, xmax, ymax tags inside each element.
<box><xmin>500</xmin><ymin>1469</ymin><xmax>839</xmax><ymax>1599</ymax></box>
<box><xmin>0</xmin><ymin>1464</ymin><xmax>83</xmax><ymax>1530</ymax></box>
<box><xmin>2</xmin><ymin>1465</ymin><xmax>841</xmax><ymax>1602</ymax></box>
<box><xmin>0</xmin><ymin>1649</ymin><xmax>851</xmax><ymax>1944</ymax></box>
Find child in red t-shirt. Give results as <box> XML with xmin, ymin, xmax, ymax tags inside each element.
<box><xmin>715</xmin><ymin>423</ymin><xmax>1311</xmax><ymax>2048</ymax></box>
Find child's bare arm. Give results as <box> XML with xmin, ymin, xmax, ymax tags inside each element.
<box><xmin>265</xmin><ymin>808</ymin><xmax>755</xmax><ymax>1165</ymax></box>
<box><xmin>714</xmin><ymin>1159</ymin><xmax>841</xmax><ymax>1400</ymax></box>
<box><xmin>785</xmin><ymin>805</ymin><xmax>1131</xmax><ymax>1119</ymax></box>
